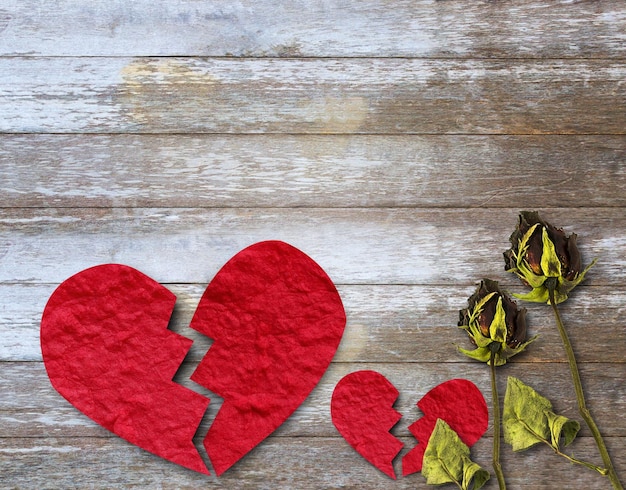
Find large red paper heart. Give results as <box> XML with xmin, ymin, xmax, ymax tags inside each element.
<box><xmin>41</xmin><ymin>241</ymin><xmax>346</xmax><ymax>475</ymax></box>
<box><xmin>331</xmin><ymin>371</ymin><xmax>488</xmax><ymax>479</ymax></box>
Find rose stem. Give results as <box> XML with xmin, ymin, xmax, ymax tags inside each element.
<box><xmin>547</xmin><ymin>286</ymin><xmax>623</xmax><ymax>490</ymax></box>
<box><xmin>490</xmin><ymin>349</ymin><xmax>506</xmax><ymax>490</ymax></box>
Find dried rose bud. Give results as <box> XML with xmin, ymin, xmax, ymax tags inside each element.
<box><xmin>504</xmin><ymin>211</ymin><xmax>596</xmax><ymax>304</ymax></box>
<box><xmin>458</xmin><ymin>279</ymin><xmax>536</xmax><ymax>366</ymax></box>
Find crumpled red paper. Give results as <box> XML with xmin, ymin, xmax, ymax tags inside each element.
<box><xmin>41</xmin><ymin>264</ymin><xmax>210</xmax><ymax>474</ymax></box>
<box><xmin>331</xmin><ymin>370</ymin><xmax>403</xmax><ymax>479</ymax></box>
<box><xmin>190</xmin><ymin>240</ymin><xmax>347</xmax><ymax>475</ymax></box>
<box><xmin>41</xmin><ymin>241</ymin><xmax>346</xmax><ymax>476</ymax></box>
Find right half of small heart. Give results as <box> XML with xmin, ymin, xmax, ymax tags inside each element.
<box><xmin>331</xmin><ymin>371</ymin><xmax>488</xmax><ymax>480</ymax></box>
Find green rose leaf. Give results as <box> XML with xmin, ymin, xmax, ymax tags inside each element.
<box><xmin>545</xmin><ymin>410</ymin><xmax>580</xmax><ymax>449</ymax></box>
<box><xmin>503</xmin><ymin>376</ymin><xmax>551</xmax><ymax>451</ymax></box>
<box><xmin>462</xmin><ymin>456</ymin><xmax>491</xmax><ymax>490</ymax></box>
<box><xmin>423</xmin><ymin>419</ymin><xmax>490</xmax><ymax>490</ymax></box>
<box><xmin>503</xmin><ymin>376</ymin><xmax>580</xmax><ymax>452</ymax></box>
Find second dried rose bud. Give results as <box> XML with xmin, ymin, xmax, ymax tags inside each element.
<box><xmin>503</xmin><ymin>211</ymin><xmax>597</xmax><ymax>304</ymax></box>
<box><xmin>458</xmin><ymin>279</ymin><xmax>537</xmax><ymax>366</ymax></box>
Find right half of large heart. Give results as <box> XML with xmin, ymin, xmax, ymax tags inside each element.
<box><xmin>189</xmin><ymin>240</ymin><xmax>347</xmax><ymax>476</ymax></box>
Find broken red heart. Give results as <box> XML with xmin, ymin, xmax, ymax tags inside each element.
<box><xmin>41</xmin><ymin>241</ymin><xmax>346</xmax><ymax>475</ymax></box>
<box><xmin>331</xmin><ymin>371</ymin><xmax>488</xmax><ymax>479</ymax></box>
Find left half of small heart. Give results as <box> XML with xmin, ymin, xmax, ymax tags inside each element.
<box><xmin>330</xmin><ymin>370</ymin><xmax>404</xmax><ymax>479</ymax></box>
<box><xmin>40</xmin><ymin>264</ymin><xmax>211</xmax><ymax>474</ymax></box>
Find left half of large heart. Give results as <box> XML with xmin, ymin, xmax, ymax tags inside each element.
<box><xmin>40</xmin><ymin>264</ymin><xmax>211</xmax><ymax>474</ymax></box>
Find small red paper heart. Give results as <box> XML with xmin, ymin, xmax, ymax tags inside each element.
<box><xmin>41</xmin><ymin>264</ymin><xmax>210</xmax><ymax>474</ymax></box>
<box><xmin>331</xmin><ymin>372</ymin><xmax>488</xmax><ymax>479</ymax></box>
<box><xmin>41</xmin><ymin>241</ymin><xmax>346</xmax><ymax>475</ymax></box>
<box><xmin>190</xmin><ymin>241</ymin><xmax>346</xmax><ymax>475</ymax></box>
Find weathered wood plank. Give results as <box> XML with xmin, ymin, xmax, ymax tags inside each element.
<box><xmin>2</xmin><ymin>134</ymin><xmax>625</xmax><ymax>208</ymax></box>
<box><xmin>2</xmin><ymin>283</ymin><xmax>624</xmax><ymax>364</ymax></box>
<box><xmin>2</xmin><ymin>362</ymin><xmax>624</xmax><ymax>440</ymax></box>
<box><xmin>1</xmin><ymin>0</ymin><xmax>625</xmax><ymax>58</ymax></box>
<box><xmin>2</xmin><ymin>58</ymin><xmax>625</xmax><ymax>134</ymax></box>
<box><xmin>0</xmin><ymin>208</ymin><xmax>622</xmax><ymax>285</ymax></box>
<box><xmin>0</xmin><ymin>435</ymin><xmax>623</xmax><ymax>489</ymax></box>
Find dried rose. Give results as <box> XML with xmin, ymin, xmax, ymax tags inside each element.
<box><xmin>504</xmin><ymin>211</ymin><xmax>596</xmax><ymax>304</ymax></box>
<box><xmin>458</xmin><ymin>279</ymin><xmax>536</xmax><ymax>366</ymax></box>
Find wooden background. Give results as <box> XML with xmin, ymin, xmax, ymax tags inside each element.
<box><xmin>1</xmin><ymin>1</ymin><xmax>625</xmax><ymax>488</ymax></box>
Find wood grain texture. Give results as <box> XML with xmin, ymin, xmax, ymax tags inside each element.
<box><xmin>0</xmin><ymin>436</ymin><xmax>623</xmax><ymax>489</ymax></box>
<box><xmin>1</xmin><ymin>57</ymin><xmax>625</xmax><ymax>134</ymax></box>
<box><xmin>1</xmin><ymin>0</ymin><xmax>625</xmax><ymax>58</ymax></box>
<box><xmin>1</xmin><ymin>207</ymin><xmax>623</xmax><ymax>285</ymax></box>
<box><xmin>2</xmin><ymin>0</ymin><xmax>625</xmax><ymax>488</ymax></box>
<box><xmin>2</xmin><ymin>134</ymin><xmax>625</xmax><ymax>208</ymax></box>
